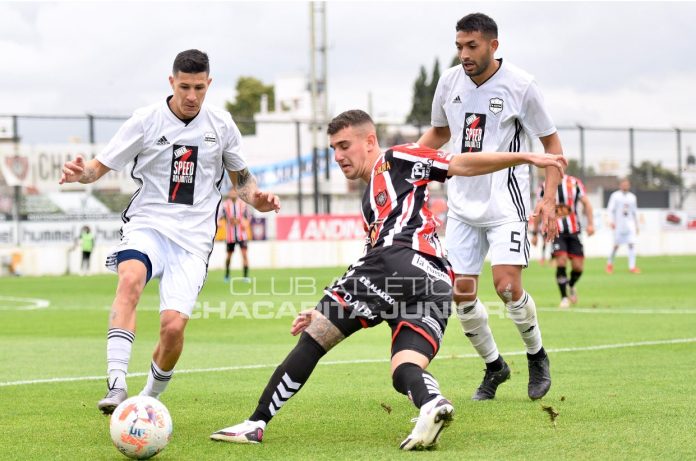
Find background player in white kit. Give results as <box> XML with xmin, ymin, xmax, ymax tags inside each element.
<box><xmin>418</xmin><ymin>13</ymin><xmax>564</xmax><ymax>400</ymax></box>
<box><xmin>59</xmin><ymin>49</ymin><xmax>280</xmax><ymax>414</ymax></box>
<box><xmin>606</xmin><ymin>178</ymin><xmax>640</xmax><ymax>274</ymax></box>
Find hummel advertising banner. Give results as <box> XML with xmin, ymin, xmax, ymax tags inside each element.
<box><xmin>276</xmin><ymin>215</ymin><xmax>365</xmax><ymax>241</ymax></box>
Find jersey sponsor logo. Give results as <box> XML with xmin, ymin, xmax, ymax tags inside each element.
<box><xmin>168</xmin><ymin>144</ymin><xmax>198</xmax><ymax>205</ymax></box>
<box><xmin>410</xmin><ymin>254</ymin><xmax>450</xmax><ymax>284</ymax></box>
<box><xmin>204</xmin><ymin>132</ymin><xmax>217</xmax><ymax>146</ymax></box>
<box><xmin>489</xmin><ymin>97</ymin><xmax>504</xmax><ymax>115</ymax></box>
<box><xmin>367</xmin><ymin>219</ymin><xmax>384</xmax><ymax>247</ymax></box>
<box><xmin>462</xmin><ymin>113</ymin><xmax>486</xmax><ymax>152</ymax></box>
<box><xmin>358</xmin><ymin>275</ymin><xmax>396</xmax><ymax>305</ymax></box>
<box><xmin>374</xmin><ymin>160</ymin><xmax>391</xmax><ymax>176</ymax></box>
<box><xmin>452</xmin><ymin>95</ymin><xmax>462</xmax><ymax>104</ymax></box>
<box><xmin>156</xmin><ymin>136</ymin><xmax>169</xmax><ymax>146</ymax></box>
<box><xmin>411</xmin><ymin>160</ymin><xmax>433</xmax><ymax>181</ymax></box>
<box><xmin>375</xmin><ymin>190</ymin><xmax>388</xmax><ymax>207</ymax></box>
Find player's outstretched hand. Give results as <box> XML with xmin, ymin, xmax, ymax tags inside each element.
<box><xmin>527</xmin><ymin>152</ymin><xmax>567</xmax><ymax>173</ymax></box>
<box><xmin>253</xmin><ymin>191</ymin><xmax>281</xmax><ymax>213</ymax></box>
<box><xmin>59</xmin><ymin>156</ymin><xmax>85</xmax><ymax>184</ymax></box>
<box><xmin>586</xmin><ymin>224</ymin><xmax>595</xmax><ymax>236</ymax></box>
<box><xmin>291</xmin><ymin>309</ymin><xmax>315</xmax><ymax>336</ymax></box>
<box><xmin>533</xmin><ymin>198</ymin><xmax>559</xmax><ymax>242</ymax></box>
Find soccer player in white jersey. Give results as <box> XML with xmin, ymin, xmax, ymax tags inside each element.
<box><xmin>59</xmin><ymin>49</ymin><xmax>280</xmax><ymax>414</ymax></box>
<box><xmin>606</xmin><ymin>178</ymin><xmax>640</xmax><ymax>273</ymax></box>
<box><xmin>417</xmin><ymin>13</ymin><xmax>564</xmax><ymax>401</ymax></box>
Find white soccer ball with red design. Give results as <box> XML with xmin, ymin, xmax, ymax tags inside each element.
<box><xmin>110</xmin><ymin>396</ymin><xmax>173</xmax><ymax>459</ymax></box>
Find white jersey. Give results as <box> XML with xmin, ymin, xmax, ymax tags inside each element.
<box><xmin>431</xmin><ymin>59</ymin><xmax>556</xmax><ymax>225</ymax></box>
<box><xmin>97</xmin><ymin>97</ymin><xmax>247</xmax><ymax>263</ymax></box>
<box><xmin>607</xmin><ymin>190</ymin><xmax>638</xmax><ymax>233</ymax></box>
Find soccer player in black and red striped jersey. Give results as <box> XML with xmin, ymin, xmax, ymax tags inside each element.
<box><xmin>211</xmin><ymin>110</ymin><xmax>565</xmax><ymax>450</ymax></box>
<box><xmin>532</xmin><ymin>174</ymin><xmax>594</xmax><ymax>308</ymax></box>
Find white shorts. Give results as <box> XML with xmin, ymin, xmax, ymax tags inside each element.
<box><xmin>445</xmin><ymin>218</ymin><xmax>529</xmax><ymax>275</ymax></box>
<box><xmin>614</xmin><ymin>229</ymin><xmax>636</xmax><ymax>246</ymax></box>
<box><xmin>107</xmin><ymin>227</ymin><xmax>207</xmax><ymax>317</ymax></box>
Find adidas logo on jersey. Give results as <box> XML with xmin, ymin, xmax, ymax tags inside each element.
<box><xmin>156</xmin><ymin>136</ymin><xmax>170</xmax><ymax>145</ymax></box>
<box><xmin>452</xmin><ymin>95</ymin><xmax>461</xmax><ymax>104</ymax></box>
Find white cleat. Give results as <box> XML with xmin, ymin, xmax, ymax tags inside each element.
<box><xmin>559</xmin><ymin>297</ymin><xmax>571</xmax><ymax>309</ymax></box>
<box><xmin>210</xmin><ymin>420</ymin><xmax>266</xmax><ymax>444</ymax></box>
<box><xmin>97</xmin><ymin>379</ymin><xmax>128</xmax><ymax>415</ymax></box>
<box><xmin>569</xmin><ymin>287</ymin><xmax>578</xmax><ymax>305</ymax></box>
<box><xmin>399</xmin><ymin>397</ymin><xmax>454</xmax><ymax>451</ymax></box>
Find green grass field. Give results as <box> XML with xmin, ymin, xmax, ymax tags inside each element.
<box><xmin>1</xmin><ymin>255</ymin><xmax>695</xmax><ymax>460</ymax></box>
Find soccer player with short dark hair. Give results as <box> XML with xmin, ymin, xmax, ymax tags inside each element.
<box><xmin>417</xmin><ymin>12</ymin><xmax>564</xmax><ymax>401</ymax></box>
<box><xmin>211</xmin><ymin>109</ymin><xmax>565</xmax><ymax>450</ymax></box>
<box><xmin>59</xmin><ymin>49</ymin><xmax>280</xmax><ymax>414</ymax></box>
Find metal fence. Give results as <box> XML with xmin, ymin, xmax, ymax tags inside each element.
<box><xmin>1</xmin><ymin>113</ymin><xmax>695</xmax><ymax>223</ymax></box>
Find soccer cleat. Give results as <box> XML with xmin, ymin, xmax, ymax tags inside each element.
<box><xmin>605</xmin><ymin>263</ymin><xmax>613</xmax><ymax>274</ymax></box>
<box><xmin>224</xmin><ymin>275</ymin><xmax>230</xmax><ymax>283</ymax></box>
<box><xmin>97</xmin><ymin>379</ymin><xmax>128</xmax><ymax>415</ymax></box>
<box><xmin>559</xmin><ymin>297</ymin><xmax>571</xmax><ymax>309</ymax></box>
<box><xmin>472</xmin><ymin>361</ymin><xmax>511</xmax><ymax>400</ymax></box>
<box><xmin>528</xmin><ymin>356</ymin><xmax>552</xmax><ymax>400</ymax></box>
<box><xmin>569</xmin><ymin>287</ymin><xmax>578</xmax><ymax>304</ymax></box>
<box><xmin>210</xmin><ymin>420</ymin><xmax>266</xmax><ymax>444</ymax></box>
<box><xmin>399</xmin><ymin>397</ymin><xmax>454</xmax><ymax>451</ymax></box>
<box><xmin>630</xmin><ymin>267</ymin><xmax>641</xmax><ymax>274</ymax></box>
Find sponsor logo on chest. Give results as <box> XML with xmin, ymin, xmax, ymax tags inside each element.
<box><xmin>462</xmin><ymin>113</ymin><xmax>486</xmax><ymax>153</ymax></box>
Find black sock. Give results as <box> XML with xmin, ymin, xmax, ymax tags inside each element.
<box><xmin>249</xmin><ymin>333</ymin><xmax>326</xmax><ymax>423</ymax></box>
<box><xmin>243</xmin><ymin>266</ymin><xmax>249</xmax><ymax>278</ymax></box>
<box><xmin>527</xmin><ymin>347</ymin><xmax>547</xmax><ymax>361</ymax></box>
<box><xmin>392</xmin><ymin>363</ymin><xmax>440</xmax><ymax>408</ymax></box>
<box><xmin>569</xmin><ymin>270</ymin><xmax>582</xmax><ymax>287</ymax></box>
<box><xmin>225</xmin><ymin>263</ymin><xmax>230</xmax><ymax>278</ymax></box>
<box><xmin>485</xmin><ymin>355</ymin><xmax>505</xmax><ymax>372</ymax></box>
<box><xmin>556</xmin><ymin>267</ymin><xmax>568</xmax><ymax>297</ymax></box>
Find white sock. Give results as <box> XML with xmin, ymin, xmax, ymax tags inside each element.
<box><xmin>457</xmin><ymin>298</ymin><xmax>499</xmax><ymax>363</ymax></box>
<box><xmin>141</xmin><ymin>360</ymin><xmax>173</xmax><ymax>398</ymax></box>
<box><xmin>506</xmin><ymin>291</ymin><xmax>542</xmax><ymax>355</ymax></box>
<box><xmin>628</xmin><ymin>245</ymin><xmax>636</xmax><ymax>269</ymax></box>
<box><xmin>107</xmin><ymin>328</ymin><xmax>134</xmax><ymax>390</ymax></box>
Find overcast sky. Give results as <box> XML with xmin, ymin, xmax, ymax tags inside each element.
<box><xmin>1</xmin><ymin>1</ymin><xmax>696</xmax><ymax>130</ymax></box>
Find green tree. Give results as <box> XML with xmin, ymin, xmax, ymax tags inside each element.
<box><xmin>450</xmin><ymin>55</ymin><xmax>460</xmax><ymax>68</ymax></box>
<box><xmin>225</xmin><ymin>77</ymin><xmax>275</xmax><ymax>135</ymax></box>
<box><xmin>406</xmin><ymin>65</ymin><xmax>430</xmax><ymax>126</ymax></box>
<box><xmin>630</xmin><ymin>161</ymin><xmax>682</xmax><ymax>190</ymax></box>
<box><xmin>429</xmin><ymin>58</ymin><xmax>440</xmax><ymax>100</ymax></box>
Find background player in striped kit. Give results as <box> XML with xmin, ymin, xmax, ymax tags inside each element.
<box><xmin>59</xmin><ymin>49</ymin><xmax>280</xmax><ymax>414</ymax></box>
<box><xmin>606</xmin><ymin>178</ymin><xmax>641</xmax><ymax>274</ymax></box>
<box><xmin>532</xmin><ymin>175</ymin><xmax>594</xmax><ymax>308</ymax></box>
<box><xmin>211</xmin><ymin>110</ymin><xmax>565</xmax><ymax>450</ymax></box>
<box><xmin>418</xmin><ymin>12</ymin><xmax>564</xmax><ymax>401</ymax></box>
<box><xmin>221</xmin><ymin>187</ymin><xmax>251</xmax><ymax>282</ymax></box>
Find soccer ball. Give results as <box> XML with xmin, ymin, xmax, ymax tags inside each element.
<box><xmin>110</xmin><ymin>396</ymin><xmax>173</xmax><ymax>459</ymax></box>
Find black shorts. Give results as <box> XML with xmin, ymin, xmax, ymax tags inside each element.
<box><xmin>316</xmin><ymin>245</ymin><xmax>453</xmax><ymax>359</ymax></box>
<box><xmin>226</xmin><ymin>240</ymin><xmax>248</xmax><ymax>252</ymax></box>
<box><xmin>552</xmin><ymin>233</ymin><xmax>584</xmax><ymax>258</ymax></box>
<box><xmin>81</xmin><ymin>251</ymin><xmax>91</xmax><ymax>261</ymax></box>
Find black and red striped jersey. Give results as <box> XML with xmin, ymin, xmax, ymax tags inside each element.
<box><xmin>539</xmin><ymin>174</ymin><xmax>586</xmax><ymax>234</ymax></box>
<box><xmin>361</xmin><ymin>143</ymin><xmax>453</xmax><ymax>257</ymax></box>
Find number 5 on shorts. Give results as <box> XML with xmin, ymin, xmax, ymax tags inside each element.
<box><xmin>510</xmin><ymin>231</ymin><xmax>521</xmax><ymax>253</ymax></box>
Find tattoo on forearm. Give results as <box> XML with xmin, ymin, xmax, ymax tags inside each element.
<box><xmin>306</xmin><ymin>316</ymin><xmax>345</xmax><ymax>351</ymax></box>
<box><xmin>80</xmin><ymin>167</ymin><xmax>97</xmax><ymax>184</ymax></box>
<box><xmin>232</xmin><ymin>168</ymin><xmax>257</xmax><ymax>204</ymax></box>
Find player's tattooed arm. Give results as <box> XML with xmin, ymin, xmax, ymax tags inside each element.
<box><xmin>228</xmin><ymin>167</ymin><xmax>281</xmax><ymax>213</ymax></box>
<box><xmin>229</xmin><ymin>167</ymin><xmax>256</xmax><ymax>202</ymax></box>
<box><xmin>59</xmin><ymin>156</ymin><xmax>111</xmax><ymax>185</ymax></box>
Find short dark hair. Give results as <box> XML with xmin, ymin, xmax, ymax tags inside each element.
<box><xmin>172</xmin><ymin>49</ymin><xmax>210</xmax><ymax>75</ymax></box>
<box><xmin>327</xmin><ymin>110</ymin><xmax>374</xmax><ymax>135</ymax></box>
<box><xmin>456</xmin><ymin>13</ymin><xmax>498</xmax><ymax>39</ymax></box>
